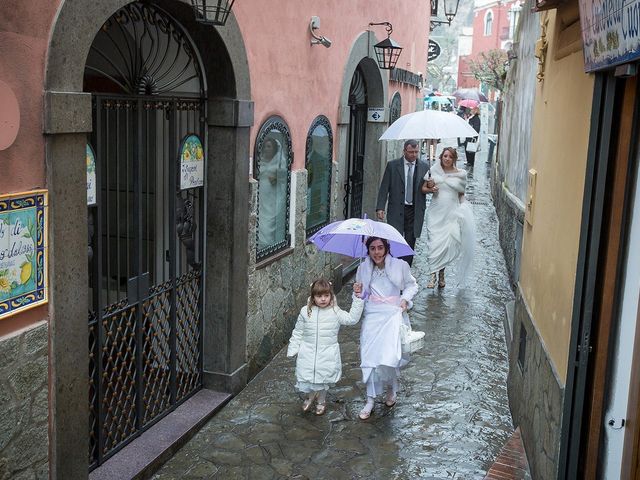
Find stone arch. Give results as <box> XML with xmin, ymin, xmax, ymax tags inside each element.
<box><xmin>335</xmin><ymin>31</ymin><xmax>389</xmax><ymax>225</ymax></box>
<box><xmin>44</xmin><ymin>1</ymin><xmax>251</xmax><ymax>478</ymax></box>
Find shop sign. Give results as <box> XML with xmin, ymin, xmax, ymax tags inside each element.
<box><xmin>87</xmin><ymin>144</ymin><xmax>97</xmax><ymax>206</ymax></box>
<box><xmin>179</xmin><ymin>134</ymin><xmax>205</xmax><ymax>189</ymax></box>
<box><xmin>0</xmin><ymin>191</ymin><xmax>48</xmax><ymax>318</ymax></box>
<box><xmin>579</xmin><ymin>0</ymin><xmax>640</xmax><ymax>71</ymax></box>
<box><xmin>428</xmin><ymin>39</ymin><xmax>441</xmax><ymax>62</ymax></box>
<box><xmin>367</xmin><ymin>107</ymin><xmax>386</xmax><ymax>122</ymax></box>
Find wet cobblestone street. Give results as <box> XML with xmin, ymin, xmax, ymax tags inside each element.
<box><xmin>154</xmin><ymin>150</ymin><xmax>516</xmax><ymax>479</ymax></box>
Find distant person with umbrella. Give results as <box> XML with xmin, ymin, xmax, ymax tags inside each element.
<box><xmin>464</xmin><ymin>107</ymin><xmax>481</xmax><ymax>166</ymax></box>
<box><xmin>375</xmin><ymin>139</ymin><xmax>429</xmax><ymax>266</ymax></box>
<box><xmin>355</xmin><ymin>236</ymin><xmax>418</xmax><ymax>419</ymax></box>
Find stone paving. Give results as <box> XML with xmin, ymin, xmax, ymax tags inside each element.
<box><xmin>153</xmin><ymin>149</ymin><xmax>516</xmax><ymax>479</ymax></box>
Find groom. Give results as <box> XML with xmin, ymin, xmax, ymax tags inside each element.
<box><xmin>375</xmin><ymin>139</ymin><xmax>429</xmax><ymax>266</ymax></box>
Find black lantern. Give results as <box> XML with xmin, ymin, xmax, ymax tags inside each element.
<box><xmin>369</xmin><ymin>22</ymin><xmax>403</xmax><ymax>70</ymax></box>
<box><xmin>191</xmin><ymin>0</ymin><xmax>235</xmax><ymax>26</ymax></box>
<box><xmin>430</xmin><ymin>0</ymin><xmax>460</xmax><ymax>30</ymax></box>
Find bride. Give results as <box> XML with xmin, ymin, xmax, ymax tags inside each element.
<box><xmin>421</xmin><ymin>147</ymin><xmax>475</xmax><ymax>288</ymax></box>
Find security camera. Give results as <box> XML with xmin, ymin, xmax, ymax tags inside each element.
<box><xmin>310</xmin><ymin>16</ymin><xmax>332</xmax><ymax>48</ymax></box>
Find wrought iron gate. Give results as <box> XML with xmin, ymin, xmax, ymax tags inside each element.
<box><xmin>88</xmin><ymin>95</ymin><xmax>205</xmax><ymax>468</ymax></box>
<box><xmin>84</xmin><ymin>2</ymin><xmax>206</xmax><ymax>468</ymax></box>
<box><xmin>344</xmin><ymin>66</ymin><xmax>368</xmax><ymax>219</ymax></box>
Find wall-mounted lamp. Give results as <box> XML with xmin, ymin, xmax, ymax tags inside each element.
<box><xmin>430</xmin><ymin>0</ymin><xmax>460</xmax><ymax>30</ymax></box>
<box><xmin>191</xmin><ymin>0</ymin><xmax>236</xmax><ymax>26</ymax></box>
<box><xmin>310</xmin><ymin>16</ymin><xmax>332</xmax><ymax>48</ymax></box>
<box><xmin>368</xmin><ymin>22</ymin><xmax>402</xmax><ymax>70</ymax></box>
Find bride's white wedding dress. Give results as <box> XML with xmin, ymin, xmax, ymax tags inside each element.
<box><xmin>424</xmin><ymin>162</ymin><xmax>475</xmax><ymax>283</ymax></box>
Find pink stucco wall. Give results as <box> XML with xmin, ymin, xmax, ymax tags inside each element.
<box><xmin>0</xmin><ymin>2</ymin><xmax>59</xmax><ymax>194</ymax></box>
<box><xmin>0</xmin><ymin>0</ymin><xmax>429</xmax><ymax>334</ymax></box>
<box><xmin>234</xmin><ymin>0</ymin><xmax>429</xmax><ymax>169</ymax></box>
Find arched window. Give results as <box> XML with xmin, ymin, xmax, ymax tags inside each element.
<box><xmin>389</xmin><ymin>92</ymin><xmax>402</xmax><ymax>125</ymax></box>
<box><xmin>305</xmin><ymin>116</ymin><xmax>333</xmax><ymax>236</ymax></box>
<box><xmin>484</xmin><ymin>10</ymin><xmax>494</xmax><ymax>36</ymax></box>
<box><xmin>253</xmin><ymin>116</ymin><xmax>292</xmax><ymax>260</ymax></box>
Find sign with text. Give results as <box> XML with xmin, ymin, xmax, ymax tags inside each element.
<box><xmin>87</xmin><ymin>144</ymin><xmax>97</xmax><ymax>206</ymax></box>
<box><xmin>367</xmin><ymin>107</ymin><xmax>386</xmax><ymax>122</ymax></box>
<box><xmin>179</xmin><ymin>134</ymin><xmax>205</xmax><ymax>189</ymax></box>
<box><xmin>579</xmin><ymin>0</ymin><xmax>640</xmax><ymax>71</ymax></box>
<box><xmin>0</xmin><ymin>191</ymin><xmax>48</xmax><ymax>318</ymax></box>
<box><xmin>428</xmin><ymin>39</ymin><xmax>442</xmax><ymax>62</ymax></box>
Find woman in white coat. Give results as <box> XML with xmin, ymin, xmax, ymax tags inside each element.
<box><xmin>288</xmin><ymin>278</ymin><xmax>364</xmax><ymax>415</ymax></box>
<box><xmin>355</xmin><ymin>237</ymin><xmax>418</xmax><ymax>419</ymax></box>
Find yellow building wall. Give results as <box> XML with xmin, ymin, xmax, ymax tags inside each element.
<box><xmin>519</xmin><ymin>10</ymin><xmax>594</xmax><ymax>383</ymax></box>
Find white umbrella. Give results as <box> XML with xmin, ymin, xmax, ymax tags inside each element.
<box><xmin>379</xmin><ymin>110</ymin><xmax>479</xmax><ymax>141</ymax></box>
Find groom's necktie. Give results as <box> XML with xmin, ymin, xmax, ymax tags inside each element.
<box><xmin>405</xmin><ymin>163</ymin><xmax>414</xmax><ymax>204</ymax></box>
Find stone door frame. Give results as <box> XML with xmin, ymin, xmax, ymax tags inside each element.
<box><xmin>335</xmin><ymin>32</ymin><xmax>389</xmax><ymax>224</ymax></box>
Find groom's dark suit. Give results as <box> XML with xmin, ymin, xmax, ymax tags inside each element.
<box><xmin>376</xmin><ymin>156</ymin><xmax>429</xmax><ymax>265</ymax></box>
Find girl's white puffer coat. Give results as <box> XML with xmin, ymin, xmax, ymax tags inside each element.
<box><xmin>287</xmin><ymin>296</ymin><xmax>364</xmax><ymax>385</ymax></box>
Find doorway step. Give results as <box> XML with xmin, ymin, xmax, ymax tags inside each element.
<box><xmin>90</xmin><ymin>389</ymin><xmax>231</xmax><ymax>480</ymax></box>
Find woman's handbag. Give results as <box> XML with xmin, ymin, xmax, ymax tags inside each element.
<box><xmin>466</xmin><ymin>140</ymin><xmax>479</xmax><ymax>153</ymax></box>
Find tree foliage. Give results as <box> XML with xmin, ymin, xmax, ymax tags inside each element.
<box><xmin>468</xmin><ymin>49</ymin><xmax>509</xmax><ymax>92</ymax></box>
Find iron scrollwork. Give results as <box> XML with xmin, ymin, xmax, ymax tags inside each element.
<box><xmin>176</xmin><ymin>195</ymin><xmax>198</xmax><ymax>267</ymax></box>
<box><xmin>84</xmin><ymin>2</ymin><xmax>203</xmax><ymax>96</ymax></box>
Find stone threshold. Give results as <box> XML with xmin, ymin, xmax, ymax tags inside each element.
<box><xmin>90</xmin><ymin>389</ymin><xmax>232</xmax><ymax>480</ymax></box>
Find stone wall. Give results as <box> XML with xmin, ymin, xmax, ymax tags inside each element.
<box><xmin>490</xmin><ymin>3</ymin><xmax>539</xmax><ymax>287</ymax></box>
<box><xmin>246</xmin><ymin>169</ymin><xmax>335</xmax><ymax>378</ymax></box>
<box><xmin>0</xmin><ymin>321</ymin><xmax>49</xmax><ymax>479</ymax></box>
<box><xmin>508</xmin><ymin>287</ymin><xmax>563</xmax><ymax>480</ymax></box>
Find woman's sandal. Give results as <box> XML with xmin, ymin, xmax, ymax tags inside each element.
<box><xmin>385</xmin><ymin>392</ymin><xmax>397</xmax><ymax>408</ymax></box>
<box><xmin>315</xmin><ymin>403</ymin><xmax>327</xmax><ymax>416</ymax></box>
<box><xmin>426</xmin><ymin>273</ymin><xmax>436</xmax><ymax>289</ymax></box>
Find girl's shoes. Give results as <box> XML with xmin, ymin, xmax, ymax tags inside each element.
<box><xmin>438</xmin><ymin>269</ymin><xmax>446</xmax><ymax>288</ymax></box>
<box><xmin>427</xmin><ymin>273</ymin><xmax>436</xmax><ymax>289</ymax></box>
<box><xmin>302</xmin><ymin>392</ymin><xmax>318</xmax><ymax>413</ymax></box>
<box><xmin>315</xmin><ymin>403</ymin><xmax>326</xmax><ymax>416</ymax></box>
<box><xmin>302</xmin><ymin>397</ymin><xmax>315</xmax><ymax>412</ymax></box>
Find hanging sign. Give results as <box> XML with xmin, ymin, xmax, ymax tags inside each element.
<box><xmin>367</xmin><ymin>107</ymin><xmax>386</xmax><ymax>122</ymax></box>
<box><xmin>87</xmin><ymin>144</ymin><xmax>97</xmax><ymax>206</ymax></box>
<box><xmin>579</xmin><ymin>0</ymin><xmax>640</xmax><ymax>71</ymax></box>
<box><xmin>0</xmin><ymin>190</ymin><xmax>48</xmax><ymax>318</ymax></box>
<box><xmin>179</xmin><ymin>134</ymin><xmax>205</xmax><ymax>189</ymax></box>
<box><xmin>428</xmin><ymin>39</ymin><xmax>441</xmax><ymax>62</ymax></box>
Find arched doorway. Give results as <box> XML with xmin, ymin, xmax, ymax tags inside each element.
<box><xmin>344</xmin><ymin>65</ymin><xmax>368</xmax><ymax>219</ymax></box>
<box><xmin>44</xmin><ymin>1</ymin><xmax>252</xmax><ymax>477</ymax></box>
<box><xmin>84</xmin><ymin>2</ymin><xmax>206</xmax><ymax>467</ymax></box>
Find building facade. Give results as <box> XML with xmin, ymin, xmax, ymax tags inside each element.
<box><xmin>0</xmin><ymin>1</ymin><xmax>428</xmax><ymax>478</ymax></box>
<box><xmin>457</xmin><ymin>0</ymin><xmax>522</xmax><ymax>93</ymax></box>
<box><xmin>495</xmin><ymin>0</ymin><xmax>640</xmax><ymax>477</ymax></box>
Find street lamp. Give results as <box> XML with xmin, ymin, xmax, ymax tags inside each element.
<box><xmin>191</xmin><ymin>0</ymin><xmax>236</xmax><ymax>26</ymax></box>
<box><xmin>368</xmin><ymin>22</ymin><xmax>403</xmax><ymax>70</ymax></box>
<box><xmin>430</xmin><ymin>0</ymin><xmax>461</xmax><ymax>30</ymax></box>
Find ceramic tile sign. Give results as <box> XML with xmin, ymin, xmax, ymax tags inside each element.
<box><xmin>0</xmin><ymin>191</ymin><xmax>48</xmax><ymax>317</ymax></box>
<box><xmin>179</xmin><ymin>134</ymin><xmax>204</xmax><ymax>189</ymax></box>
<box><xmin>579</xmin><ymin>0</ymin><xmax>640</xmax><ymax>71</ymax></box>
<box><xmin>87</xmin><ymin>144</ymin><xmax>97</xmax><ymax>206</ymax></box>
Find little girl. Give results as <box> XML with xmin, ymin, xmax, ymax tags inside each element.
<box><xmin>287</xmin><ymin>278</ymin><xmax>364</xmax><ymax>415</ymax></box>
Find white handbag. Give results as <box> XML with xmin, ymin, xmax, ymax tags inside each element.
<box><xmin>466</xmin><ymin>140</ymin><xmax>478</xmax><ymax>153</ymax></box>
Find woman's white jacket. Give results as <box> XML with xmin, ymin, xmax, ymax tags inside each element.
<box><xmin>287</xmin><ymin>296</ymin><xmax>364</xmax><ymax>385</ymax></box>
